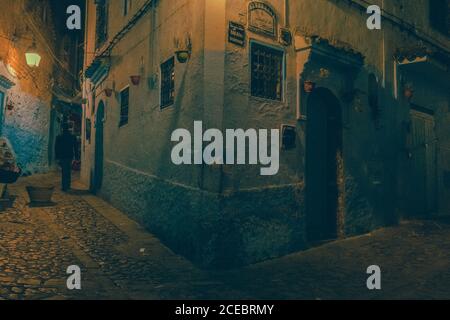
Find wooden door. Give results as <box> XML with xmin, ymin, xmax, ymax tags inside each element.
<box><xmin>306</xmin><ymin>88</ymin><xmax>342</xmax><ymax>241</ymax></box>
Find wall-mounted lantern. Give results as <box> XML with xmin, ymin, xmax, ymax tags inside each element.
<box><xmin>303</xmin><ymin>80</ymin><xmax>316</xmax><ymax>93</ymax></box>
<box><xmin>147</xmin><ymin>73</ymin><xmax>158</xmax><ymax>90</ymax></box>
<box><xmin>25</xmin><ymin>41</ymin><xmax>41</xmax><ymax>68</ymax></box>
<box><xmin>175</xmin><ymin>50</ymin><xmax>190</xmax><ymax>63</ymax></box>
<box><xmin>174</xmin><ymin>35</ymin><xmax>192</xmax><ymax>63</ymax></box>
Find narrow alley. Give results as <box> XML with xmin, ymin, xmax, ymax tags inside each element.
<box><xmin>1</xmin><ymin>172</ymin><xmax>450</xmax><ymax>300</ymax></box>
<box><xmin>1</xmin><ymin>0</ymin><xmax>450</xmax><ymax>303</ymax></box>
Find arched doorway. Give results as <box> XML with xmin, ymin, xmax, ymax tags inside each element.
<box><xmin>94</xmin><ymin>101</ymin><xmax>105</xmax><ymax>193</ymax></box>
<box><xmin>305</xmin><ymin>88</ymin><xmax>343</xmax><ymax>242</ymax></box>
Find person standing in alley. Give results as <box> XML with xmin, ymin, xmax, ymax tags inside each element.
<box><xmin>55</xmin><ymin>123</ymin><xmax>77</xmax><ymax>192</ymax></box>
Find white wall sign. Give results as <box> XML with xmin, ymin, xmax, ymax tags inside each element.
<box><xmin>229</xmin><ymin>21</ymin><xmax>246</xmax><ymax>47</ymax></box>
<box><xmin>248</xmin><ymin>1</ymin><xmax>277</xmax><ymax>38</ymax></box>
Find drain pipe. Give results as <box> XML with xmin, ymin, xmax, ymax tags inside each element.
<box><xmin>284</xmin><ymin>0</ymin><xmax>290</xmax><ymax>28</ymax></box>
<box><xmin>381</xmin><ymin>0</ymin><xmax>386</xmax><ymax>87</ymax></box>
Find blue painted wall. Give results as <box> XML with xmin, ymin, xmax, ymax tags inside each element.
<box><xmin>3</xmin><ymin>90</ymin><xmax>50</xmax><ymax>175</ymax></box>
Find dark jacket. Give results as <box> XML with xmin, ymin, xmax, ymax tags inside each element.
<box><xmin>55</xmin><ymin>132</ymin><xmax>77</xmax><ymax>160</ymax></box>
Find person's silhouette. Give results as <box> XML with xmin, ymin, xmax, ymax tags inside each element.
<box><xmin>55</xmin><ymin>123</ymin><xmax>77</xmax><ymax>192</ymax></box>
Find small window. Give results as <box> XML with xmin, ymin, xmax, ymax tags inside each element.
<box><xmin>429</xmin><ymin>0</ymin><xmax>450</xmax><ymax>35</ymax></box>
<box><xmin>119</xmin><ymin>87</ymin><xmax>129</xmax><ymax>127</ymax></box>
<box><xmin>161</xmin><ymin>57</ymin><xmax>175</xmax><ymax>109</ymax></box>
<box><xmin>251</xmin><ymin>42</ymin><xmax>284</xmax><ymax>101</ymax></box>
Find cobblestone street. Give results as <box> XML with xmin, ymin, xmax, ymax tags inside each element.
<box><xmin>0</xmin><ymin>173</ymin><xmax>247</xmax><ymax>300</ymax></box>
<box><xmin>1</xmin><ymin>173</ymin><xmax>450</xmax><ymax>300</ymax></box>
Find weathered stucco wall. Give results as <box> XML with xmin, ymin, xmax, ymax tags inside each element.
<box><xmin>82</xmin><ymin>0</ymin><xmax>450</xmax><ymax>268</ymax></box>
<box><xmin>82</xmin><ymin>0</ymin><xmax>207</xmax><ymax>188</ymax></box>
<box><xmin>2</xmin><ymin>86</ymin><xmax>50</xmax><ymax>174</ymax></box>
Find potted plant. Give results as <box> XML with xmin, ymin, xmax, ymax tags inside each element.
<box><xmin>104</xmin><ymin>88</ymin><xmax>113</xmax><ymax>97</ymax></box>
<box><xmin>0</xmin><ymin>195</ymin><xmax>17</xmax><ymax>211</ymax></box>
<box><xmin>130</xmin><ymin>75</ymin><xmax>141</xmax><ymax>86</ymax></box>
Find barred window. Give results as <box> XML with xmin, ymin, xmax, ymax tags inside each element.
<box><xmin>119</xmin><ymin>87</ymin><xmax>129</xmax><ymax>127</ymax></box>
<box><xmin>161</xmin><ymin>57</ymin><xmax>175</xmax><ymax>109</ymax></box>
<box><xmin>95</xmin><ymin>0</ymin><xmax>108</xmax><ymax>49</ymax></box>
<box><xmin>251</xmin><ymin>42</ymin><xmax>284</xmax><ymax>101</ymax></box>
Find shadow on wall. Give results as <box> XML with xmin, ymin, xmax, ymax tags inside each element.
<box><xmin>154</xmin><ymin>56</ymin><xmax>199</xmax><ymax>180</ymax></box>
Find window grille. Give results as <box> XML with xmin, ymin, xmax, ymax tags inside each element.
<box><xmin>161</xmin><ymin>57</ymin><xmax>175</xmax><ymax>109</ymax></box>
<box><xmin>119</xmin><ymin>87</ymin><xmax>129</xmax><ymax>127</ymax></box>
<box><xmin>251</xmin><ymin>42</ymin><xmax>284</xmax><ymax>101</ymax></box>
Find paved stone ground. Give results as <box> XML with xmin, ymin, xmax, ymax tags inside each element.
<box><xmin>1</xmin><ymin>172</ymin><xmax>450</xmax><ymax>300</ymax></box>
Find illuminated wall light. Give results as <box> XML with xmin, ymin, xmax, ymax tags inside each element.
<box><xmin>25</xmin><ymin>52</ymin><xmax>41</xmax><ymax>67</ymax></box>
<box><xmin>175</xmin><ymin>50</ymin><xmax>190</xmax><ymax>63</ymax></box>
<box><xmin>173</xmin><ymin>35</ymin><xmax>192</xmax><ymax>63</ymax></box>
<box><xmin>25</xmin><ymin>41</ymin><xmax>41</xmax><ymax>67</ymax></box>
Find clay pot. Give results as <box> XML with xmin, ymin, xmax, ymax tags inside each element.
<box><xmin>0</xmin><ymin>196</ymin><xmax>16</xmax><ymax>212</ymax></box>
<box><xmin>26</xmin><ymin>186</ymin><xmax>55</xmax><ymax>203</ymax></box>
<box><xmin>104</xmin><ymin>88</ymin><xmax>113</xmax><ymax>97</ymax></box>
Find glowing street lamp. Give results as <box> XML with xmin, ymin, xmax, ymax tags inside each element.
<box><xmin>25</xmin><ymin>42</ymin><xmax>41</xmax><ymax>67</ymax></box>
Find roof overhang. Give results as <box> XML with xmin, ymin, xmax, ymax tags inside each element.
<box><xmin>85</xmin><ymin>57</ymin><xmax>110</xmax><ymax>86</ymax></box>
<box><xmin>296</xmin><ymin>36</ymin><xmax>365</xmax><ymax>69</ymax></box>
<box><xmin>397</xmin><ymin>55</ymin><xmax>449</xmax><ymax>86</ymax></box>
